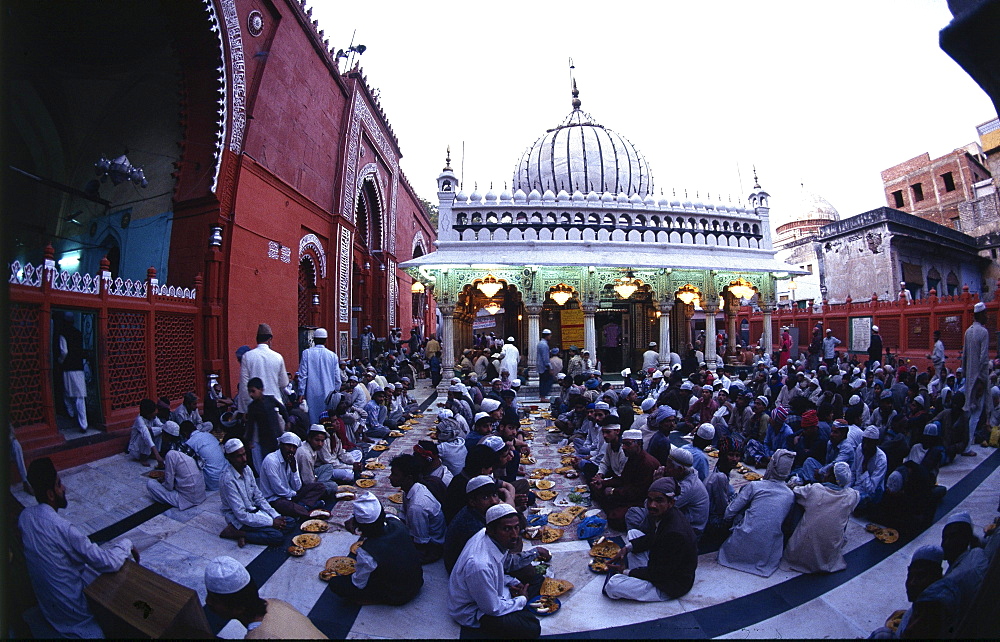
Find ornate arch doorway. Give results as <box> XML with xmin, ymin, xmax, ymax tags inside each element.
<box><xmin>352</xmin><ymin>178</ymin><xmax>389</xmax><ymax>357</ymax></box>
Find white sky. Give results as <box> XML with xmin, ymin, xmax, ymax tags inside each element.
<box><xmin>311</xmin><ymin>0</ymin><xmax>996</xmax><ymax>228</ymax></box>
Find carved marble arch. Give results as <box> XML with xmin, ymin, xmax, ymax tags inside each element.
<box><xmin>455</xmin><ymin>278</ymin><xmax>523</xmax><ymax>316</ymax></box>
<box><xmin>411</xmin><ymin>231</ymin><xmax>427</xmax><ymax>259</ymax></box>
<box><xmin>354</xmin><ymin>174</ymin><xmax>385</xmax><ymax>251</ymax></box>
<box><xmin>299</xmin><ymin>234</ymin><xmax>327</xmax><ymax>278</ymax></box>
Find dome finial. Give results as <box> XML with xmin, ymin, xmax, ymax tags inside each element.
<box><xmin>569</xmin><ymin>57</ymin><xmax>581</xmax><ymax>110</ymax></box>
<box><xmin>752</xmin><ymin>165</ymin><xmax>761</xmax><ymax>189</ymax></box>
<box><xmin>444</xmin><ymin>145</ymin><xmax>452</xmax><ymax>171</ymax></box>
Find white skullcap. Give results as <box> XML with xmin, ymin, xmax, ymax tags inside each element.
<box><xmin>448</xmin><ymin>384</ymin><xmax>464</xmax><ymax>393</ymax></box>
<box><xmin>621</xmin><ymin>429</ymin><xmax>643</xmax><ymax>441</ymax></box>
<box><xmin>507</xmin><ymin>336</ymin><xmax>516</xmax><ymax>342</ymax></box>
<box><xmin>620</xmin><ymin>387</ymin><xmax>634</xmax><ymax>396</ymax></box>
<box><xmin>640</xmin><ymin>398</ymin><xmax>657</xmax><ymax>412</ymax></box>
<box><xmin>353</xmin><ymin>492</ymin><xmax>383</xmax><ymax>524</ymax></box>
<box><xmin>697</xmin><ymin>423</ymin><xmax>716</xmax><ymax>440</ymax></box>
<box><xmin>669</xmin><ymin>447</ymin><xmax>694</xmax><ymax>467</ymax></box>
<box><xmin>911</xmin><ymin>545</ymin><xmax>943</xmax><ymax>564</ymax></box>
<box><xmin>480</xmin><ymin>399</ymin><xmax>501</xmax><ymax>412</ymax></box>
<box><xmin>621</xmin><ymin>368</ymin><xmax>631</xmax><ymax>377</ymax></box>
<box><xmin>466</xmin><ymin>475</ymin><xmax>496</xmax><ymax>494</ymax></box>
<box><xmin>450</xmin><ymin>377</ymin><xmax>462</xmax><ymax>384</ymax></box>
<box><xmin>947</xmin><ymin>511</ymin><xmax>973</xmax><ymax>526</ymax></box>
<box><xmin>871</xmin><ymin>325</ymin><xmax>879</xmax><ymax>333</ymax></box>
<box><xmin>486</xmin><ymin>503</ymin><xmax>518</xmax><ymax>524</ymax></box>
<box><xmin>556</xmin><ymin>373</ymin><xmax>567</xmax><ymax>380</ymax></box>
<box><xmin>438</xmin><ymin>408</ymin><xmax>454</xmax><ymax>419</ymax></box>
<box><xmin>594</xmin><ymin>401</ymin><xmax>610</xmax><ymax>410</ymax></box>
<box><xmin>223</xmin><ymin>438</ymin><xmax>245</xmax><ymax>454</ymax></box>
<box><xmin>886</xmin><ymin>469</ymin><xmax>904</xmax><ymax>493</ymax></box>
<box><xmin>278</xmin><ymin>432</ymin><xmax>301</xmax><ymax>447</ymax></box>
<box><xmin>680</xmin><ymin>381</ymin><xmax>694</xmax><ymax>390</ymax></box>
<box><xmin>850</xmin><ymin>378</ymin><xmax>864</xmax><ymax>389</ymax></box>
<box><xmin>197</xmin><ymin>421</ymin><xmax>214</xmax><ymax>432</ymax></box>
<box><xmin>314</xmin><ymin>327</ymin><xmax>328</xmax><ymax>339</ymax></box>
<box><xmin>474</xmin><ymin>412</ymin><xmax>492</xmax><ymax>424</ymax></box>
<box><xmin>162</xmin><ymin>420</ymin><xmax>180</xmax><ymax>437</ymax></box>
<box><xmin>308</xmin><ymin>424</ymin><xmax>327</xmax><ymax>435</ymax></box>
<box><xmin>394</xmin><ymin>382</ymin><xmax>403</xmax><ymax>389</ymax></box>
<box><xmin>512</xmin><ymin>379</ymin><xmax>521</xmax><ymax>387</ymax></box>
<box><xmin>862</xmin><ymin>426</ymin><xmax>880</xmax><ymax>440</ymax></box>
<box><xmin>849</xmin><ymin>395</ymin><xmax>861</xmax><ymax>406</ymax></box>
<box><xmin>481</xmin><ymin>435</ymin><xmax>505</xmax><ymax>452</ymax></box>
<box><xmin>974</xmin><ymin>301</ymin><xmax>986</xmax><ymax>313</ymax></box>
<box><xmin>649</xmin><ymin>341</ymin><xmax>657</xmax><ymax>347</ymax></box>
<box><xmin>913</xmin><ymin>395</ymin><xmax>924</xmax><ymax>406</ymax></box>
<box><xmin>833</xmin><ymin>461</ymin><xmax>853</xmax><ymax>487</ymax></box>
<box><xmin>542</xmin><ymin>329</ymin><xmax>552</xmax><ymax>335</ymax></box>
<box><xmin>204</xmin><ymin>556</ymin><xmax>251</xmax><ymax>595</ymax></box>
<box><xmin>652</xmin><ymin>370</ymin><xmax>664</xmax><ymax>379</ymax></box>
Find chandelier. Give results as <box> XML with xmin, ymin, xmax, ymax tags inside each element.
<box><xmin>728</xmin><ymin>278</ymin><xmax>756</xmax><ymax>300</ymax></box>
<box><xmin>483</xmin><ymin>301</ymin><xmax>502</xmax><ymax>315</ymax></box>
<box><xmin>613</xmin><ymin>269</ymin><xmax>642</xmax><ymax>300</ymax></box>
<box><xmin>94</xmin><ymin>154</ymin><xmax>148</xmax><ymax>188</ymax></box>
<box><xmin>411</xmin><ymin>281</ymin><xmax>425</xmax><ymax>294</ymax></box>
<box><xmin>550</xmin><ymin>283</ymin><xmax>574</xmax><ymax>306</ymax></box>
<box><xmin>676</xmin><ymin>284</ymin><xmax>700</xmax><ymax>306</ymax></box>
<box><xmin>477</xmin><ymin>274</ymin><xmax>503</xmax><ymax>298</ymax></box>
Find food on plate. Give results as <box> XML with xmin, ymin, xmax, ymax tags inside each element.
<box><xmin>292</xmin><ymin>533</ymin><xmax>321</xmax><ymax>549</ymax></box>
<box><xmin>539</xmin><ymin>577</ymin><xmax>574</xmax><ymax>597</ymax></box>
<box><xmin>372</xmin><ymin>444</ymin><xmax>389</xmax><ymax>451</ymax></box>
<box><xmin>743</xmin><ymin>472</ymin><xmax>763</xmax><ymax>481</ymax></box>
<box><xmin>350</xmin><ymin>539</ymin><xmax>365</xmax><ymax>555</ymax></box>
<box><xmin>557</xmin><ymin>446</ymin><xmax>575</xmax><ymax>454</ymax></box>
<box><xmin>865</xmin><ymin>523</ymin><xmax>882</xmax><ymax>533</ymax></box>
<box><xmin>590</xmin><ymin>539</ymin><xmax>621</xmax><ymax>559</ymax></box>
<box><xmin>147</xmin><ymin>470</ymin><xmax>165</xmax><ymax>480</ymax></box>
<box><xmin>356</xmin><ymin>478</ymin><xmax>377</xmax><ymax>489</ymax></box>
<box><xmin>534</xmin><ymin>480</ymin><xmax>555</xmax><ymax>490</ymax></box>
<box><xmin>527</xmin><ymin>595</ymin><xmax>560</xmax><ymax>615</ymax></box>
<box><xmin>301</xmin><ymin>519</ymin><xmax>330</xmax><ymax>533</ymax></box>
<box><xmin>322</xmin><ymin>556</ymin><xmax>356</xmax><ymax>576</ymax></box>
<box><xmin>547</xmin><ymin>512</ymin><xmax>574</xmax><ymax>526</ymax></box>
<box><xmin>319</xmin><ymin>569</ymin><xmax>336</xmax><ymax>581</ymax></box>
<box><xmin>336</xmin><ymin>492</ymin><xmax>356</xmax><ymax>500</ymax></box>
<box><xmin>520</xmin><ymin>456</ymin><xmax>536</xmax><ymax>465</ymax></box>
<box><xmin>359</xmin><ymin>470</ymin><xmax>375</xmax><ymax>479</ymax></box>
<box><xmin>337</xmin><ymin>485</ymin><xmax>358</xmax><ymax>493</ymax></box>
<box><xmin>885</xmin><ymin>609</ymin><xmax>906</xmax><ymax>632</ymax></box>
<box><xmin>540</xmin><ymin>526</ymin><xmax>563</xmax><ymax>543</ymax></box>
<box><xmin>388</xmin><ymin>430</ymin><xmax>405</xmax><ymax>438</ymax></box>
<box><xmin>707</xmin><ymin>451</ymin><xmax>720</xmax><ymax>458</ymax></box>
<box><xmin>388</xmin><ymin>492</ymin><xmax>404</xmax><ymax>504</ymax></box>
<box><xmin>875</xmin><ymin>528</ymin><xmax>900</xmax><ymax>544</ymax></box>
<box><xmin>554</xmin><ymin>466</ymin><xmax>574</xmax><ymax>475</ymax></box>
<box><xmin>564</xmin><ymin>470</ymin><xmax>579</xmax><ymax>478</ymax></box>
<box><xmin>565</xmin><ymin>505</ymin><xmax>587</xmax><ymax>518</ymax></box>
<box><xmin>589</xmin><ymin>558</ymin><xmax>609</xmax><ymax>573</ymax></box>
<box><xmin>536</xmin><ymin>490</ymin><xmax>558</xmax><ymax>501</ymax></box>
<box><xmin>287</xmin><ymin>545</ymin><xmax>306</xmax><ymax>556</ymax></box>
<box><xmin>365</xmin><ymin>461</ymin><xmax>385</xmax><ymax>470</ymax></box>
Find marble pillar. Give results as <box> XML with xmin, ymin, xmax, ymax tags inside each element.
<box><xmin>704</xmin><ymin>304</ymin><xmax>719</xmax><ymax>372</ymax></box>
<box><xmin>582</xmin><ymin>303</ymin><xmax>597</xmax><ymax>365</ymax></box>
<box><xmin>762</xmin><ymin>303</ymin><xmax>774</xmax><ymax>355</ymax></box>
<box><xmin>525</xmin><ymin>304</ymin><xmax>542</xmax><ymax>383</ymax></box>
<box><xmin>658</xmin><ymin>300</ymin><xmax>673</xmax><ymax>367</ymax></box>
<box><xmin>439</xmin><ymin>304</ymin><xmax>456</xmax><ymax>383</ymax></box>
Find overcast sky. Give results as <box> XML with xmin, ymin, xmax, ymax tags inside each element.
<box><xmin>312</xmin><ymin>0</ymin><xmax>995</xmax><ymax>228</ymax></box>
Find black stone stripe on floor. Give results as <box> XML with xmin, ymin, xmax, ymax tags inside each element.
<box><xmin>88</xmin><ymin>503</ymin><xmax>170</xmax><ymax>544</ymax></box>
<box><xmin>418</xmin><ymin>388</ymin><xmax>440</xmax><ymax>411</ymax></box>
<box><xmin>545</xmin><ymin>447</ymin><xmax>1000</xmax><ymax>639</ymax></box>
<box><xmin>307</xmin><ymin>585</ymin><xmax>363</xmax><ymax>639</ymax></box>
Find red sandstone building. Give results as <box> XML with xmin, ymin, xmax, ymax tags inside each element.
<box><xmin>880</xmin><ymin>146</ymin><xmax>991</xmax><ymax>229</ymax></box>
<box><xmin>4</xmin><ymin>0</ymin><xmax>434</xmax><ymax>467</ymax></box>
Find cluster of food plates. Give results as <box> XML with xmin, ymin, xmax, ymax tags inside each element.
<box><xmin>866</xmin><ymin>523</ymin><xmax>899</xmax><ymax>543</ymax></box>
<box><xmin>356</xmin><ymin>478</ymin><xmax>377</xmax><ymax>489</ymax></box>
<box><xmin>365</xmin><ymin>460</ymin><xmax>386</xmax><ymax>470</ymax></box>
<box><xmin>371</xmin><ymin>440</ymin><xmax>390</xmax><ymax>452</ymax></box>
<box><xmin>588</xmin><ymin>537</ymin><xmax>621</xmax><ymax>573</ymax></box>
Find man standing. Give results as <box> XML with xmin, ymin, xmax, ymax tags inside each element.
<box><xmin>500</xmin><ymin>336</ymin><xmax>520</xmax><ymax>381</ymax></box>
<box><xmin>146</xmin><ymin>421</ymin><xmax>206</xmax><ymax>510</ymax></box>
<box><xmin>238</xmin><ymin>323</ymin><xmax>289</xmax><ymax>413</ymax></box>
<box><xmin>360</xmin><ymin>325</ymin><xmax>376</xmax><ymax>361</ymax></box>
<box><xmin>822</xmin><ymin>328</ymin><xmax>841</xmax><ymax>369</ymax></box>
<box><xmin>57</xmin><ymin>311</ymin><xmax>88</xmax><ymax>433</ymax></box>
<box><xmin>244</xmin><ymin>377</ymin><xmax>288</xmax><ymax>474</ymax></box>
<box><xmin>536</xmin><ymin>329</ymin><xmax>553</xmax><ymax>398</ymax></box>
<box><xmin>449</xmin><ymin>503</ymin><xmax>541</xmax><ymax>638</ymax></box>
<box><xmin>642</xmin><ymin>341</ymin><xmax>659</xmax><ymax>371</ymax></box>
<box><xmin>218</xmin><ymin>439</ymin><xmax>291</xmax><ymax>547</ymax></box>
<box><xmin>258</xmin><ymin>432</ymin><xmax>329</xmax><ymax>519</ymax></box>
<box><xmin>19</xmin><ymin>458</ymin><xmax>137</xmax><ymax>637</ymax></box>
<box><xmin>868</xmin><ymin>325</ymin><xmax>883</xmax><ymax>371</ymax></box>
<box><xmin>961</xmin><ymin>301</ymin><xmax>990</xmax><ymax>455</ymax></box>
<box><xmin>298</xmin><ymin>328</ymin><xmax>341</xmax><ymax>424</ymax></box>
<box><xmin>929</xmin><ymin>330</ymin><xmax>946</xmax><ymax>382</ymax></box>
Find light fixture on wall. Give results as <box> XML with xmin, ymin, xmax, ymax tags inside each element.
<box><xmin>550</xmin><ymin>283</ymin><xmax>574</xmax><ymax>306</ymax></box>
<box><xmin>613</xmin><ymin>269</ymin><xmax>642</xmax><ymax>300</ymax></box>
<box><xmin>477</xmin><ymin>274</ymin><xmax>503</xmax><ymax>298</ymax></box>
<box><xmin>209</xmin><ymin>226</ymin><xmax>223</xmax><ymax>247</ymax></box>
<box><xmin>483</xmin><ymin>301</ymin><xmax>502</xmax><ymax>315</ymax></box>
<box><xmin>728</xmin><ymin>278</ymin><xmax>755</xmax><ymax>300</ymax></box>
<box><xmin>788</xmin><ymin>278</ymin><xmax>798</xmax><ymax>292</ymax></box>
<box><xmin>411</xmin><ymin>281</ymin><xmax>425</xmax><ymax>294</ymax></box>
<box><xmin>312</xmin><ymin>293</ymin><xmax>320</xmax><ymax>306</ymax></box>
<box><xmin>676</xmin><ymin>284</ymin><xmax>700</xmax><ymax>306</ymax></box>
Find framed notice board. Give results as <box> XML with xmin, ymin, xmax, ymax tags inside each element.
<box><xmin>850</xmin><ymin>317</ymin><xmax>872</xmax><ymax>353</ymax></box>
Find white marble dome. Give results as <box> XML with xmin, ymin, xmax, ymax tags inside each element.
<box><xmin>512</xmin><ymin>85</ymin><xmax>653</xmax><ymax>197</ymax></box>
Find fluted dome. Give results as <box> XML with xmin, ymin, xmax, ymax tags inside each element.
<box><xmin>512</xmin><ymin>83</ymin><xmax>653</xmax><ymax>197</ymax></box>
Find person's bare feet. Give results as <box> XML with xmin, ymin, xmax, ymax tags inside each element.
<box><xmin>960</xmin><ymin>450</ymin><xmax>978</xmax><ymax>457</ymax></box>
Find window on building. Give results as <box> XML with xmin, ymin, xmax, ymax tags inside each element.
<box><xmin>952</xmin><ymin>217</ymin><xmax>962</xmax><ymax>231</ymax></box>
<box><xmin>892</xmin><ymin>190</ymin><xmax>905</xmax><ymax>208</ymax></box>
<box><xmin>941</xmin><ymin>171</ymin><xmax>956</xmax><ymax>192</ymax></box>
<box><xmin>911</xmin><ymin>183</ymin><xmax>924</xmax><ymax>202</ymax></box>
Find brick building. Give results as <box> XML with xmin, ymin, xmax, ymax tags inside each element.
<box><xmin>880</xmin><ymin>146</ymin><xmax>991</xmax><ymax>229</ymax></box>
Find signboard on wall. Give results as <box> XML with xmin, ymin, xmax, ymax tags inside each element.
<box><xmin>850</xmin><ymin>317</ymin><xmax>872</xmax><ymax>352</ymax></box>
<box><xmin>561</xmin><ymin>309</ymin><xmax>585</xmax><ymax>348</ymax></box>
<box><xmin>473</xmin><ymin>317</ymin><xmax>497</xmax><ymax>330</ymax></box>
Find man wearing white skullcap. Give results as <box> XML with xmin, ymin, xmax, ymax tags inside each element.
<box><xmin>297</xmin><ymin>327</ymin><xmax>341</xmax><ymax>424</ymax></box>
<box><xmin>590</xmin><ymin>428</ymin><xmax>660</xmax><ymax>531</ymax></box>
<box><xmin>960</xmin><ymin>301</ymin><xmax>990</xmax><ymax>456</ymax></box>
<box><xmin>851</xmin><ymin>425</ymin><xmax>888</xmax><ymax>514</ymax></box>
<box><xmin>449</xmin><ymin>502</ymin><xmax>541</xmax><ymax>638</ymax></box>
<box><xmin>388</xmin><ymin>454</ymin><xmax>446</xmax><ymax>564</ymax></box>
<box><xmin>330</xmin><ymin>492</ymin><xmax>424</xmax><ymax>606</ymax></box>
<box><xmin>184</xmin><ymin>418</ymin><xmax>227</xmax><ymax>492</ymax></box>
<box><xmin>258</xmin><ymin>431</ymin><xmax>329</xmax><ymax>519</ymax></box>
<box><xmin>783</xmin><ymin>459</ymin><xmax>860</xmax><ymax>574</ymax></box>
<box><xmin>499</xmin><ymin>336</ymin><xmax>520</xmax><ymax>386</ymax></box>
<box><xmin>205</xmin><ymin>554</ymin><xmax>327</xmax><ymax>638</ymax></box>
<box><xmin>656</xmin><ymin>445</ymin><xmax>710</xmax><ymax>538</ymax></box>
<box><xmin>218</xmin><ymin>439</ymin><xmax>291</xmax><ymax>547</ymax></box>
<box><xmin>146</xmin><ymin>420</ymin><xmax>206</xmax><ymax>511</ymax></box>
<box><xmin>445</xmin><ymin>384</ymin><xmax>475</xmax><ymax>427</ymax></box>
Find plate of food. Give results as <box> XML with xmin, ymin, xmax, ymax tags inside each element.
<box><xmin>875</xmin><ymin>527</ymin><xmax>899</xmax><ymax>544</ymax></box>
<box><xmin>589</xmin><ymin>558</ymin><xmax>610</xmax><ymax>573</ymax></box>
<box><xmin>359</xmin><ymin>470</ymin><xmax>375</xmax><ymax>479</ymax></box>
<box><xmin>573</xmin><ymin>485</ymin><xmax>589</xmax><ymax>494</ymax></box>
<box><xmin>349</xmin><ymin>539</ymin><xmax>365</xmax><ymax>555</ymax></box>
<box><xmin>539</xmin><ymin>577</ymin><xmax>574</xmax><ymax>597</ymax></box>
<box><xmin>520</xmin><ymin>456</ymin><xmax>537</xmax><ymax>465</ymax></box>
<box><xmin>743</xmin><ymin>472</ymin><xmax>763</xmax><ymax>481</ymax></box>
<box><xmin>565</xmin><ymin>505</ymin><xmax>587</xmax><ymax>519</ymax></box>
<box><xmin>527</xmin><ymin>595</ymin><xmax>561</xmax><ymax>616</ymax></box>
<box><xmin>365</xmin><ymin>461</ymin><xmax>385</xmax><ymax>470</ymax></box>
<box><xmin>372</xmin><ymin>444</ymin><xmax>389</xmax><ymax>451</ymax></box>
<box><xmin>554</xmin><ymin>466</ymin><xmax>574</xmax><ymax>475</ymax></box>
<box><xmin>356</xmin><ymin>478</ymin><xmax>377</xmax><ymax>489</ymax></box>
<box><xmin>707</xmin><ymin>451</ymin><xmax>719</xmax><ymax>458</ymax></box>
<box><xmin>865</xmin><ymin>523</ymin><xmax>882</xmax><ymax>533</ymax></box>
<box><xmin>388</xmin><ymin>492</ymin><xmax>404</xmax><ymax>504</ymax></box>
<box><xmin>301</xmin><ymin>519</ymin><xmax>330</xmax><ymax>533</ymax></box>
<box><xmin>388</xmin><ymin>430</ymin><xmax>405</xmax><ymax>438</ymax></box>
<box><xmin>536</xmin><ymin>490</ymin><xmax>558</xmax><ymax>501</ymax></box>
<box><xmin>589</xmin><ymin>538</ymin><xmax>621</xmax><ymax>559</ymax></box>
<box><xmin>529</xmin><ymin>470</ymin><xmax>549</xmax><ymax>479</ymax></box>
<box><xmin>560</xmin><ymin>456</ymin><xmax>577</xmax><ymax>466</ymax></box>
<box><xmin>336</xmin><ymin>491</ymin><xmax>356</xmax><ymax>501</ymax></box>
<box><xmin>145</xmin><ymin>470</ymin><xmax>165</xmax><ymax>480</ymax></box>
<box><xmin>557</xmin><ymin>446</ymin><xmax>575</xmax><ymax>454</ymax></box>
<box><xmin>318</xmin><ymin>556</ymin><xmax>356</xmax><ymax>580</ymax></box>
<box><xmin>292</xmin><ymin>533</ymin><xmax>322</xmax><ymax>549</ymax></box>
<box><xmin>547</xmin><ymin>512</ymin><xmax>574</xmax><ymax>526</ymax></box>
<box><xmin>287</xmin><ymin>545</ymin><xmax>306</xmax><ymax>557</ymax></box>
<box><xmin>540</xmin><ymin>526</ymin><xmax>563</xmax><ymax>543</ymax></box>
<box><xmin>535</xmin><ymin>479</ymin><xmax>555</xmax><ymax>490</ymax></box>
<box><xmin>337</xmin><ymin>485</ymin><xmax>358</xmax><ymax>493</ymax></box>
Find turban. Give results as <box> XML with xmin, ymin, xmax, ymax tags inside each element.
<box><xmin>800</xmin><ymin>409</ymin><xmax>818</xmax><ymax>428</ymax></box>
<box><xmin>764</xmin><ymin>449</ymin><xmax>795</xmax><ymax>481</ymax></box>
<box><xmin>833</xmin><ymin>461</ymin><xmax>853</xmax><ymax>487</ymax></box>
<box><xmin>771</xmin><ymin>406</ymin><xmax>788</xmax><ymax>423</ymax></box>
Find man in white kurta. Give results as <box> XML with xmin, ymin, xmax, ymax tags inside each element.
<box><xmin>852</xmin><ymin>426</ymin><xmax>888</xmax><ymax>511</ymax></box>
<box><xmin>19</xmin><ymin>457</ymin><xmax>135</xmax><ymax>638</ymax></box>
<box><xmin>185</xmin><ymin>423</ymin><xmax>227</xmax><ymax>491</ymax></box>
<box><xmin>718</xmin><ymin>449</ymin><xmax>796</xmax><ymax>577</ymax></box>
<box><xmin>642</xmin><ymin>342</ymin><xmax>659</xmax><ymax>370</ymax></box>
<box><xmin>146</xmin><ymin>422</ymin><xmax>206</xmax><ymax>510</ymax></box>
<box><xmin>218</xmin><ymin>439</ymin><xmax>289</xmax><ymax>546</ymax></box>
<box><xmin>784</xmin><ymin>461</ymin><xmax>860</xmax><ymax>573</ymax></box>
<box><xmin>961</xmin><ymin>302</ymin><xmax>991</xmax><ymax>454</ymax></box>
<box><xmin>500</xmin><ymin>337</ymin><xmax>520</xmax><ymax>381</ymax></box>
<box><xmin>58</xmin><ymin>311</ymin><xmax>88</xmax><ymax>432</ymax></box>
<box><xmin>298</xmin><ymin>328</ymin><xmax>342</xmax><ymax>424</ymax></box>
<box><xmin>237</xmin><ymin>323</ymin><xmax>289</xmax><ymax>413</ymax></box>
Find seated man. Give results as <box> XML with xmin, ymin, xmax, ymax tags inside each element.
<box><xmin>718</xmin><ymin>449</ymin><xmax>796</xmax><ymax>577</ymax></box>
<box><xmin>645</xmin><ymin>405</ymin><xmax>676</xmax><ymax>465</ymax></box>
<box><xmin>185</xmin><ymin>420</ymin><xmax>227</xmax><ymax>491</ymax></box>
<box><xmin>465</xmin><ymin>412</ymin><xmax>495</xmax><ymax>454</ymax></box>
<box><xmin>704</xmin><ymin>436</ymin><xmax>741</xmax><ymax>544</ymax></box>
<box><xmin>128</xmin><ymin>398</ymin><xmax>165</xmax><ymax>468</ymax></box>
<box><xmin>590</xmin><ymin>429</ymin><xmax>659</xmax><ymax>531</ymax></box>
<box><xmin>389</xmin><ymin>454</ymin><xmax>446</xmax><ymax>564</ymax></box>
<box><xmin>331</xmin><ymin>493</ymin><xmax>424</xmax><ymax>606</ymax></box>
<box><xmin>218</xmin><ymin>439</ymin><xmax>293</xmax><ymax>547</ymax></box>
<box><xmin>870</xmin><ymin>460</ymin><xmax>945</xmax><ymax>537</ymax></box>
<box><xmin>796</xmin><ymin>418</ymin><xmax>855</xmax><ymax>484</ymax></box>
<box><xmin>783</xmin><ymin>461</ymin><xmax>860</xmax><ymax>573</ymax></box>
<box><xmin>436</xmin><ymin>408</ymin><xmax>469</xmax><ymax>476</ymax></box>
<box><xmin>604</xmin><ymin>477</ymin><xmax>697</xmax><ymax>601</ymax></box>
<box><xmin>204</xmin><ymin>556</ymin><xmax>326</xmax><ymax>639</ymax></box>
<box><xmin>654</xmin><ymin>447</ymin><xmax>709</xmax><ymax>538</ymax></box>
<box><xmin>790</xmin><ymin>409</ymin><xmax>827</xmax><ymax>471</ymax></box>
<box><xmin>362</xmin><ymin>389</ymin><xmax>393</xmax><ymax>440</ymax></box>
<box><xmin>449</xmin><ymin>504</ymin><xmax>541</xmax><ymax>639</ymax></box>
<box><xmin>853</xmin><ymin>426</ymin><xmax>888</xmax><ymax>515</ymax></box>
<box><xmin>444</xmin><ymin>444</ymin><xmax>497</xmax><ymax>523</ymax></box>
<box><xmin>258</xmin><ymin>432</ymin><xmax>328</xmax><ymax>519</ymax></box>
<box><xmin>869</xmin><ymin>546</ymin><xmax>944</xmax><ymax>639</ymax></box>
<box><xmin>681</xmin><ymin>423</ymin><xmax>713</xmax><ymax>481</ymax></box>
<box><xmin>744</xmin><ymin>405</ymin><xmax>793</xmax><ymax>468</ymax></box>
<box><xmin>19</xmin><ymin>458</ymin><xmax>138</xmax><ymax>638</ymax></box>
<box><xmin>575</xmin><ymin>402</ymin><xmax>610</xmax><ymax>460</ymax></box>
<box><xmin>171</xmin><ymin>391</ymin><xmax>203</xmax><ymax>426</ymax></box>
<box><xmin>146</xmin><ymin>420</ymin><xmax>206</xmax><ymax>510</ymax></box>
<box><xmin>296</xmin><ymin>425</ymin><xmax>357</xmax><ymax>497</ymax></box>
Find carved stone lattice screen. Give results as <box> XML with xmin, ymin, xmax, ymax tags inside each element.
<box><xmin>107</xmin><ymin>310</ymin><xmax>148</xmax><ymax>410</ymax></box>
<box><xmin>155</xmin><ymin>313</ymin><xmax>197</xmax><ymax>401</ymax></box>
<box><xmin>9</xmin><ymin>302</ymin><xmax>44</xmax><ymax>426</ymax></box>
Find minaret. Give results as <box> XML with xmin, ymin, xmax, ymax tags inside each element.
<box><xmin>437</xmin><ymin>147</ymin><xmax>459</xmax><ymax>241</ymax></box>
<box><xmin>748</xmin><ymin>166</ymin><xmax>773</xmax><ymax>249</ymax></box>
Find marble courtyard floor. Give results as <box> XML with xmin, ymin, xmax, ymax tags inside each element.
<box><xmin>9</xmin><ymin>379</ymin><xmax>998</xmax><ymax>639</ymax></box>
